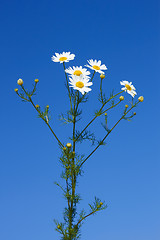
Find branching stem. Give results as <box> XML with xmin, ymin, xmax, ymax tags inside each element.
<box><xmin>75</xmin><ymin>91</ymin><xmax>124</xmax><ymax>142</ymax></box>
<box><xmin>79</xmin><ymin>102</ymin><xmax>139</xmax><ymax>168</ymax></box>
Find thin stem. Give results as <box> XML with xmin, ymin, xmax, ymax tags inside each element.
<box><xmin>68</xmin><ymin>91</ymin><xmax>78</xmax><ymax>239</ymax></box>
<box><xmin>79</xmin><ymin>102</ymin><xmax>139</xmax><ymax>168</ymax></box>
<box><xmin>101</xmin><ymin>100</ymin><xmax>121</xmax><ymax>115</ymax></box>
<box><xmin>90</xmin><ymin>71</ymin><xmax>95</xmax><ymax>82</ymax></box>
<box><xmin>100</xmin><ymin>78</ymin><xmax>103</xmax><ymax>103</ymax></box>
<box><xmin>29</xmin><ymin>97</ymin><xmax>64</xmax><ymax>148</ymax></box>
<box><xmin>16</xmin><ymin>92</ymin><xmax>30</xmax><ymax>102</ymax></box>
<box><xmin>63</xmin><ymin>62</ymin><xmax>73</xmax><ymax>111</ymax></box>
<box><xmin>75</xmin><ymin>209</ymin><xmax>97</xmax><ymax>227</ymax></box>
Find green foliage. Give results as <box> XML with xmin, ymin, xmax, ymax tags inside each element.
<box><xmin>37</xmin><ymin>106</ymin><xmax>50</xmax><ymax>123</ymax></box>
<box><xmin>95</xmin><ymin>109</ymin><xmax>103</xmax><ymax>117</ymax></box>
<box><xmin>123</xmin><ymin>112</ymin><xmax>136</xmax><ymax>121</ymax></box>
<box><xmin>73</xmin><ymin>130</ymin><xmax>97</xmax><ymax>145</ymax></box>
<box><xmin>101</xmin><ymin>114</ymin><xmax>111</xmax><ymax>133</ymax></box>
<box><xmin>89</xmin><ymin>197</ymin><xmax>107</xmax><ymax>212</ymax></box>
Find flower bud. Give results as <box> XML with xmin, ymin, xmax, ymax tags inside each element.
<box><xmin>138</xmin><ymin>96</ymin><xmax>144</xmax><ymax>102</ymax></box>
<box><xmin>66</xmin><ymin>143</ymin><xmax>72</xmax><ymax>148</ymax></box>
<box><xmin>63</xmin><ymin>147</ymin><xmax>67</xmax><ymax>151</ymax></box>
<box><xmin>100</xmin><ymin>202</ymin><xmax>103</xmax><ymax>206</ymax></box>
<box><xmin>119</xmin><ymin>96</ymin><xmax>124</xmax><ymax>101</ymax></box>
<box><xmin>133</xmin><ymin>112</ymin><xmax>136</xmax><ymax>115</ymax></box>
<box><xmin>34</xmin><ymin>79</ymin><xmax>39</xmax><ymax>83</ymax></box>
<box><xmin>104</xmin><ymin>113</ymin><xmax>107</xmax><ymax>116</ymax></box>
<box><xmin>57</xmin><ymin>225</ymin><xmax>60</xmax><ymax>229</ymax></box>
<box><xmin>17</xmin><ymin>78</ymin><xmax>23</xmax><ymax>85</ymax></box>
<box><xmin>100</xmin><ymin>74</ymin><xmax>105</xmax><ymax>79</ymax></box>
<box><xmin>14</xmin><ymin>88</ymin><xmax>18</xmax><ymax>92</ymax></box>
<box><xmin>46</xmin><ymin>105</ymin><xmax>49</xmax><ymax>108</ymax></box>
<box><xmin>35</xmin><ymin>104</ymin><xmax>40</xmax><ymax>108</ymax></box>
<box><xmin>125</xmin><ymin>105</ymin><xmax>129</xmax><ymax>108</ymax></box>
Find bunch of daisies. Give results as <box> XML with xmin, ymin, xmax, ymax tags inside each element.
<box><xmin>51</xmin><ymin>51</ymin><xmax>138</xmax><ymax>98</ymax></box>
<box><xmin>51</xmin><ymin>52</ymin><xmax>108</xmax><ymax>95</ymax></box>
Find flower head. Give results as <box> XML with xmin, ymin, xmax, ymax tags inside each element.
<box><xmin>119</xmin><ymin>96</ymin><xmax>124</xmax><ymax>101</ymax></box>
<box><xmin>85</xmin><ymin>59</ymin><xmax>107</xmax><ymax>74</ymax></box>
<box><xmin>100</xmin><ymin>74</ymin><xmax>105</xmax><ymax>79</ymax></box>
<box><xmin>138</xmin><ymin>96</ymin><xmax>144</xmax><ymax>102</ymax></box>
<box><xmin>66</xmin><ymin>143</ymin><xmax>72</xmax><ymax>148</ymax></box>
<box><xmin>120</xmin><ymin>80</ymin><xmax>137</xmax><ymax>98</ymax></box>
<box><xmin>51</xmin><ymin>52</ymin><xmax>75</xmax><ymax>63</ymax></box>
<box><xmin>69</xmin><ymin>75</ymin><xmax>93</xmax><ymax>95</ymax></box>
<box><xmin>65</xmin><ymin>66</ymin><xmax>90</xmax><ymax>78</ymax></box>
<box><xmin>14</xmin><ymin>88</ymin><xmax>18</xmax><ymax>92</ymax></box>
<box><xmin>17</xmin><ymin>78</ymin><xmax>23</xmax><ymax>85</ymax></box>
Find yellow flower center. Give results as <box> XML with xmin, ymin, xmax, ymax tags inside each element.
<box><xmin>59</xmin><ymin>57</ymin><xmax>67</xmax><ymax>61</ymax></box>
<box><xmin>73</xmin><ymin>70</ymin><xmax>82</xmax><ymax>76</ymax></box>
<box><xmin>92</xmin><ymin>65</ymin><xmax>100</xmax><ymax>70</ymax></box>
<box><xmin>125</xmin><ymin>84</ymin><xmax>132</xmax><ymax>91</ymax></box>
<box><xmin>76</xmin><ymin>81</ymin><xmax>84</xmax><ymax>88</ymax></box>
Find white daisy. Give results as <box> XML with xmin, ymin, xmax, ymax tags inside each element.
<box><xmin>69</xmin><ymin>75</ymin><xmax>93</xmax><ymax>95</ymax></box>
<box><xmin>85</xmin><ymin>59</ymin><xmax>107</xmax><ymax>74</ymax></box>
<box><xmin>51</xmin><ymin>52</ymin><xmax>75</xmax><ymax>63</ymax></box>
<box><xmin>65</xmin><ymin>66</ymin><xmax>91</xmax><ymax>78</ymax></box>
<box><xmin>120</xmin><ymin>80</ymin><xmax>137</xmax><ymax>98</ymax></box>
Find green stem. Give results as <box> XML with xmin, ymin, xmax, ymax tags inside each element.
<box><xmin>29</xmin><ymin>97</ymin><xmax>64</xmax><ymax>148</ymax></box>
<box><xmin>68</xmin><ymin>91</ymin><xmax>78</xmax><ymax>239</ymax></box>
<box><xmin>75</xmin><ymin>209</ymin><xmax>97</xmax><ymax>227</ymax></box>
<box><xmin>63</xmin><ymin>62</ymin><xmax>73</xmax><ymax>112</ymax></box>
<box><xmin>100</xmin><ymin>78</ymin><xmax>103</xmax><ymax>103</ymax></box>
<box><xmin>90</xmin><ymin>71</ymin><xmax>95</xmax><ymax>82</ymax></box>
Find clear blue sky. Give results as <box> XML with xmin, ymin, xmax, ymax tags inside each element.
<box><xmin>0</xmin><ymin>0</ymin><xmax>159</xmax><ymax>239</ymax></box>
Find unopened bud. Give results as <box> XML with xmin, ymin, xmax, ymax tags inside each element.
<box><xmin>138</xmin><ymin>96</ymin><xmax>144</xmax><ymax>102</ymax></box>
<box><xmin>125</xmin><ymin>105</ymin><xmax>129</xmax><ymax>108</ymax></box>
<box><xmin>66</xmin><ymin>143</ymin><xmax>72</xmax><ymax>148</ymax></box>
<box><xmin>104</xmin><ymin>113</ymin><xmax>107</xmax><ymax>116</ymax></box>
<box><xmin>100</xmin><ymin>74</ymin><xmax>105</xmax><ymax>79</ymax></box>
<box><xmin>57</xmin><ymin>225</ymin><xmax>60</xmax><ymax>229</ymax></box>
<box><xmin>17</xmin><ymin>78</ymin><xmax>23</xmax><ymax>85</ymax></box>
<box><xmin>134</xmin><ymin>112</ymin><xmax>136</xmax><ymax>115</ymax></box>
<box><xmin>34</xmin><ymin>79</ymin><xmax>39</xmax><ymax>83</ymax></box>
<box><xmin>100</xmin><ymin>202</ymin><xmax>103</xmax><ymax>206</ymax></box>
<box><xmin>46</xmin><ymin>105</ymin><xmax>49</xmax><ymax>108</ymax></box>
<box><xmin>14</xmin><ymin>88</ymin><xmax>18</xmax><ymax>92</ymax></box>
<box><xmin>119</xmin><ymin>96</ymin><xmax>124</xmax><ymax>101</ymax></box>
<box><xmin>35</xmin><ymin>104</ymin><xmax>40</xmax><ymax>108</ymax></box>
<box><xmin>63</xmin><ymin>147</ymin><xmax>67</xmax><ymax>151</ymax></box>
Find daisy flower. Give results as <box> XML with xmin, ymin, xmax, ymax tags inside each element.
<box><xmin>51</xmin><ymin>52</ymin><xmax>75</xmax><ymax>63</ymax></box>
<box><xmin>69</xmin><ymin>75</ymin><xmax>93</xmax><ymax>95</ymax></box>
<box><xmin>65</xmin><ymin>66</ymin><xmax>91</xmax><ymax>78</ymax></box>
<box><xmin>85</xmin><ymin>59</ymin><xmax>107</xmax><ymax>74</ymax></box>
<box><xmin>120</xmin><ymin>80</ymin><xmax>137</xmax><ymax>98</ymax></box>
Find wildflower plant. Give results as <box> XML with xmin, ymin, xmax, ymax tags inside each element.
<box><xmin>15</xmin><ymin>51</ymin><xmax>144</xmax><ymax>240</ymax></box>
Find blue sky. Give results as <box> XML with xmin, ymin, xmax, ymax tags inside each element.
<box><xmin>0</xmin><ymin>0</ymin><xmax>159</xmax><ymax>239</ymax></box>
